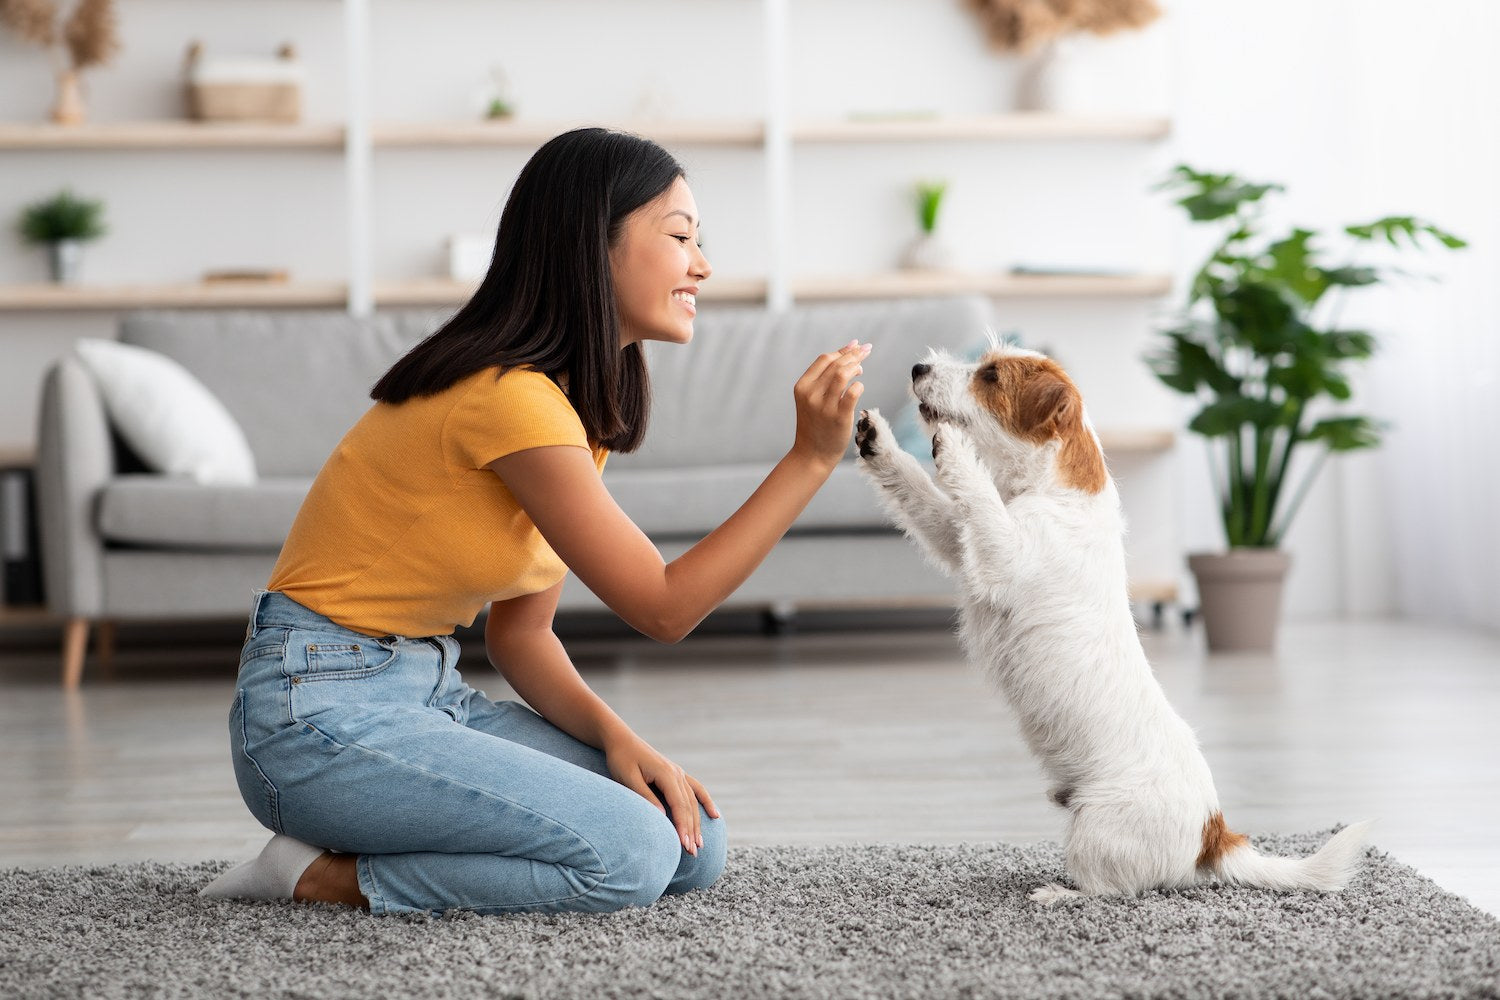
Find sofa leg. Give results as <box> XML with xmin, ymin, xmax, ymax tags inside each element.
<box><xmin>95</xmin><ymin>620</ymin><xmax>117</xmax><ymax>680</ymax></box>
<box><xmin>62</xmin><ymin>617</ymin><xmax>90</xmax><ymax>690</ymax></box>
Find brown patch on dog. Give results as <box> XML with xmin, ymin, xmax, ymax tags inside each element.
<box><xmin>970</xmin><ymin>353</ymin><xmax>1108</xmax><ymax>493</ymax></box>
<box><xmin>1196</xmin><ymin>812</ymin><xmax>1249</xmax><ymax>869</ymax></box>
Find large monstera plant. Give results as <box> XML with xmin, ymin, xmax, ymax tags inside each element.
<box><xmin>1149</xmin><ymin>165</ymin><xmax>1465</xmax><ymax>550</ymax></box>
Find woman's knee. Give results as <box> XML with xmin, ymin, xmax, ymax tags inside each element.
<box><xmin>666</xmin><ymin>811</ymin><xmax>727</xmax><ymax>896</ymax></box>
<box><xmin>583</xmin><ymin>810</ymin><xmax>682</xmax><ymax>911</ymax></box>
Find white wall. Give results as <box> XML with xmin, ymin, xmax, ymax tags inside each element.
<box><xmin>2</xmin><ymin>0</ymin><xmax>1490</xmax><ymax>625</ymax></box>
<box><xmin>1163</xmin><ymin>0</ymin><xmax>1495</xmax><ymax>624</ymax></box>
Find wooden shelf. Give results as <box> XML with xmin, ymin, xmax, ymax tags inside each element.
<box><xmin>0</xmin><ymin>272</ymin><xmax>1171</xmax><ymax>312</ymax></box>
<box><xmin>372</xmin><ymin>119</ymin><xmax>766</xmax><ymax>148</ymax></box>
<box><xmin>0</xmin><ymin>121</ymin><xmax>345</xmax><ymax>150</ymax></box>
<box><xmin>0</xmin><ymin>604</ymin><xmax>57</xmax><ymax>628</ymax></box>
<box><xmin>0</xmin><ymin>281</ymin><xmax>348</xmax><ymax>310</ymax></box>
<box><xmin>1127</xmin><ymin>578</ymin><xmax>1180</xmax><ymax>605</ymax></box>
<box><xmin>373</xmin><ymin>276</ymin><xmax>770</xmax><ymax>307</ymax></box>
<box><xmin>793</xmin><ymin>271</ymin><xmax>1172</xmax><ymax>300</ymax></box>
<box><xmin>794</xmin><ymin>113</ymin><xmax>1171</xmax><ymax>143</ymax></box>
<box><xmin>0</xmin><ymin>114</ymin><xmax>1168</xmax><ymax>151</ymax></box>
<box><xmin>1099</xmin><ymin>429</ymin><xmax>1176</xmax><ymax>454</ymax></box>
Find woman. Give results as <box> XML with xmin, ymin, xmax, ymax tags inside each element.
<box><xmin>200</xmin><ymin>128</ymin><xmax>871</xmax><ymax>915</ymax></box>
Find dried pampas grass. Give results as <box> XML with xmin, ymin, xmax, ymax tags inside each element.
<box><xmin>63</xmin><ymin>0</ymin><xmax>118</xmax><ymax>68</ymax></box>
<box><xmin>965</xmin><ymin>0</ymin><xmax>1161</xmax><ymax>52</ymax></box>
<box><xmin>0</xmin><ymin>0</ymin><xmax>58</xmax><ymax>47</ymax></box>
<box><xmin>0</xmin><ymin>0</ymin><xmax>119</xmax><ymax>69</ymax></box>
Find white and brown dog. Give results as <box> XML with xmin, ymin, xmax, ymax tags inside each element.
<box><xmin>855</xmin><ymin>341</ymin><xmax>1370</xmax><ymax>904</ymax></box>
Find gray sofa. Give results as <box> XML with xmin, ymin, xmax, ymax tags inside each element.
<box><xmin>37</xmin><ymin>295</ymin><xmax>996</xmax><ymax>686</ymax></box>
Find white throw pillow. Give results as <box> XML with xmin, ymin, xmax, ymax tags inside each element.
<box><xmin>73</xmin><ymin>338</ymin><xmax>259</xmax><ymax>485</ymax></box>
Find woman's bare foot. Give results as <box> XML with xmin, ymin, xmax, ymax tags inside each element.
<box><xmin>293</xmin><ymin>851</ymin><xmax>369</xmax><ymax>909</ymax></box>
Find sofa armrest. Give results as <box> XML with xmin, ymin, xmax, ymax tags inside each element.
<box><xmin>35</xmin><ymin>358</ymin><xmax>111</xmax><ymax>618</ymax></box>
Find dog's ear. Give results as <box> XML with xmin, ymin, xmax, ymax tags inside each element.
<box><xmin>1015</xmin><ymin>368</ymin><xmax>1079</xmax><ymax>438</ymax></box>
<box><xmin>1017</xmin><ymin>364</ymin><xmax>1108</xmax><ymax>494</ymax></box>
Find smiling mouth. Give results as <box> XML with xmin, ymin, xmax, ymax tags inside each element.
<box><xmin>672</xmin><ymin>290</ymin><xmax>697</xmax><ymax>310</ymax></box>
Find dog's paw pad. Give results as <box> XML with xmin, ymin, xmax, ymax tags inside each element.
<box><xmin>1028</xmin><ymin>884</ymin><xmax>1083</xmax><ymax>906</ymax></box>
<box><xmin>855</xmin><ymin>409</ymin><xmax>888</xmax><ymax>460</ymax></box>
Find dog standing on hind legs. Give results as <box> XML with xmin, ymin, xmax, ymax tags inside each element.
<box><xmin>855</xmin><ymin>341</ymin><xmax>1372</xmax><ymax>904</ymax></box>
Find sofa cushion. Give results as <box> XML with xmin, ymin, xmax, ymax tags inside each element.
<box><xmin>605</xmin><ymin>461</ymin><xmax>894</xmax><ymax>538</ymax></box>
<box><xmin>120</xmin><ymin>309</ymin><xmax>451</xmax><ymax>478</ymax></box>
<box><xmin>97</xmin><ymin>474</ymin><xmax>310</xmax><ymax>550</ymax></box>
<box><xmin>95</xmin><ymin>464</ymin><xmax>897</xmax><ymax>551</ymax></box>
<box><xmin>74</xmin><ymin>338</ymin><xmax>259</xmax><ymax>485</ymax></box>
<box><xmin>616</xmin><ymin>295</ymin><xmax>995</xmax><ymax>471</ymax></box>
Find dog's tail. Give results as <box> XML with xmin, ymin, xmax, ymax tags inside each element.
<box><xmin>1199</xmin><ymin>816</ymin><xmax>1373</xmax><ymax>892</ymax></box>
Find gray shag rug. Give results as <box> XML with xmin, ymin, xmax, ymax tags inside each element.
<box><xmin>3</xmin><ymin>831</ymin><xmax>1498</xmax><ymax>1000</ymax></box>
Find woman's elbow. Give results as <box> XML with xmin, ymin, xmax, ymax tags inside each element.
<box><xmin>632</xmin><ymin>608</ymin><xmax>695</xmax><ymax>645</ymax></box>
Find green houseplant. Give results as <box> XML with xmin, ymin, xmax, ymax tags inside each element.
<box><xmin>901</xmin><ymin>180</ymin><xmax>952</xmax><ymax>271</ymax></box>
<box><xmin>19</xmin><ymin>187</ymin><xmax>106</xmax><ymax>283</ymax></box>
<box><xmin>1148</xmin><ymin>165</ymin><xmax>1464</xmax><ymax>650</ymax></box>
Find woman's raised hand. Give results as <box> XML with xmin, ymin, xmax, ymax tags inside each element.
<box><xmin>790</xmin><ymin>339</ymin><xmax>872</xmax><ymax>472</ymax></box>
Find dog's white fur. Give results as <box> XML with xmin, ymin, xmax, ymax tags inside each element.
<box><xmin>856</xmin><ymin>341</ymin><xmax>1371</xmax><ymax>904</ymax></box>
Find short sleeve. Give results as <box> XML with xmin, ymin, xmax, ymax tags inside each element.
<box><xmin>443</xmin><ymin>368</ymin><xmax>590</xmax><ymax>470</ymax></box>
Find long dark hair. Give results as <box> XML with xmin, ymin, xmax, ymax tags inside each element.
<box><xmin>370</xmin><ymin>127</ymin><xmax>685</xmax><ymax>453</ymax></box>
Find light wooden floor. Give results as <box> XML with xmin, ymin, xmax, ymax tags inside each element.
<box><xmin>1</xmin><ymin>613</ymin><xmax>1496</xmax><ymax>916</ymax></box>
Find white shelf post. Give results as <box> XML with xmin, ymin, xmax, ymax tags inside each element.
<box><xmin>763</xmin><ymin>0</ymin><xmax>792</xmax><ymax>311</ymax></box>
<box><xmin>344</xmin><ymin>0</ymin><xmax>373</xmax><ymax>317</ymax></box>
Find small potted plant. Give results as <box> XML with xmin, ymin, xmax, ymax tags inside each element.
<box><xmin>1148</xmin><ymin>165</ymin><xmax>1464</xmax><ymax>651</ymax></box>
<box><xmin>19</xmin><ymin>188</ymin><xmax>107</xmax><ymax>283</ymax></box>
<box><xmin>901</xmin><ymin>180</ymin><xmax>953</xmax><ymax>271</ymax></box>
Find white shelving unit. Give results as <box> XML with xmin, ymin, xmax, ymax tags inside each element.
<box><xmin>0</xmin><ymin>0</ymin><xmax>1183</xmax><ymax>606</ymax></box>
<box><xmin>0</xmin><ymin>112</ymin><xmax>1172</xmax><ymax>312</ymax></box>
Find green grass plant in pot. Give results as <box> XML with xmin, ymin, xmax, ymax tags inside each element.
<box><xmin>19</xmin><ymin>188</ymin><xmax>106</xmax><ymax>284</ymax></box>
<box><xmin>901</xmin><ymin>180</ymin><xmax>953</xmax><ymax>271</ymax></box>
<box><xmin>1148</xmin><ymin>165</ymin><xmax>1464</xmax><ymax>651</ymax></box>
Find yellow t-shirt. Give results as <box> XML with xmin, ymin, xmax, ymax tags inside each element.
<box><xmin>267</xmin><ymin>366</ymin><xmax>607</xmax><ymax>637</ymax></box>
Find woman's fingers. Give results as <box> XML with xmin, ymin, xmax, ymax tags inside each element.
<box><xmin>620</xmin><ymin>770</ymin><xmax>666</xmax><ymax>815</ymax></box>
<box><xmin>801</xmin><ymin>343</ymin><xmax>871</xmax><ymax>406</ymax></box>
<box><xmin>798</xmin><ymin>340</ymin><xmax>868</xmax><ymax>391</ymax></box>
<box><xmin>658</xmin><ymin>770</ymin><xmax>700</xmax><ymax>855</ymax></box>
<box><xmin>688</xmin><ymin>774</ymin><xmax>720</xmax><ymax>821</ymax></box>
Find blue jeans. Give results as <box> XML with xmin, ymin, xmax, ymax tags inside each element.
<box><xmin>229</xmin><ymin>590</ymin><xmax>726</xmax><ymax>915</ymax></box>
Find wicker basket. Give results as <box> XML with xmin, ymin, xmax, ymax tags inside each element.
<box><xmin>184</xmin><ymin>42</ymin><xmax>304</xmax><ymax>124</ymax></box>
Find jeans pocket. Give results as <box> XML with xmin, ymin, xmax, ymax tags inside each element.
<box><xmin>288</xmin><ymin>634</ymin><xmax>399</xmax><ymax>683</ymax></box>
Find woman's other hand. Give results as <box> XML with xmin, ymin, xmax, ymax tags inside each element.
<box><xmin>604</xmin><ymin>732</ymin><xmax>719</xmax><ymax>855</ymax></box>
<box><xmin>790</xmin><ymin>340</ymin><xmax>872</xmax><ymax>473</ymax></box>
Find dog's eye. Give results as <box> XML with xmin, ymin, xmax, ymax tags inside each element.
<box><xmin>979</xmin><ymin>366</ymin><xmax>1000</xmax><ymax>383</ymax></box>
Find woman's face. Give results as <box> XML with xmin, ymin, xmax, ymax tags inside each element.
<box><xmin>610</xmin><ymin>176</ymin><xmax>712</xmax><ymax>348</ymax></box>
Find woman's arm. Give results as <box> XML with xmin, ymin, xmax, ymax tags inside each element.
<box><xmin>485</xmin><ymin>581</ymin><xmax>718</xmax><ymax>854</ymax></box>
<box><xmin>489</xmin><ymin>342</ymin><xmax>870</xmax><ymax>643</ymax></box>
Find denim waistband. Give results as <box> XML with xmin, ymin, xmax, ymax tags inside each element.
<box><xmin>250</xmin><ymin>590</ymin><xmax>367</xmax><ymax>636</ymax></box>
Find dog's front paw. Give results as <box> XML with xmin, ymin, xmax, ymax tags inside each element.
<box><xmin>932</xmin><ymin>424</ymin><xmax>983</xmax><ymax>492</ymax></box>
<box><xmin>855</xmin><ymin>408</ymin><xmax>895</xmax><ymax>464</ymax></box>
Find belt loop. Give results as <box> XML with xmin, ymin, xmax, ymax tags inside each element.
<box><xmin>245</xmin><ymin>589</ymin><xmax>268</xmax><ymax>640</ymax></box>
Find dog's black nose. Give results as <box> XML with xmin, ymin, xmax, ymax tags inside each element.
<box><xmin>911</xmin><ymin>363</ymin><xmax>931</xmax><ymax>381</ymax></box>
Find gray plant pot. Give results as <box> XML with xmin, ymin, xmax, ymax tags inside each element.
<box><xmin>48</xmin><ymin>239</ymin><xmax>83</xmax><ymax>284</ymax></box>
<box><xmin>1188</xmin><ymin>549</ymin><xmax>1292</xmax><ymax>652</ymax></box>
